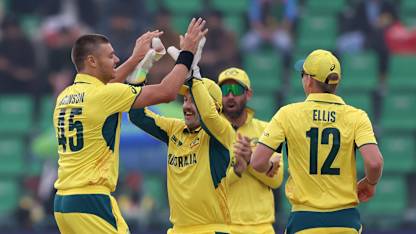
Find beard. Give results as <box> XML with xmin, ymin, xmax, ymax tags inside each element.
<box><xmin>224</xmin><ymin>102</ymin><xmax>246</xmax><ymax>119</ymax></box>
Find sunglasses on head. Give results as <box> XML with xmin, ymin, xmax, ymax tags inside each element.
<box><xmin>220</xmin><ymin>84</ymin><xmax>246</xmax><ymax>96</ymax></box>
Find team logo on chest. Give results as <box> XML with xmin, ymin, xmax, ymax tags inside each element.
<box><xmin>190</xmin><ymin>137</ymin><xmax>200</xmax><ymax>148</ymax></box>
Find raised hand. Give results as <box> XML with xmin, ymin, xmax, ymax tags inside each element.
<box><xmin>126</xmin><ymin>36</ymin><xmax>166</xmax><ymax>85</ymax></box>
<box><xmin>131</xmin><ymin>30</ymin><xmax>164</xmax><ymax>63</ymax></box>
<box><xmin>180</xmin><ymin>18</ymin><xmax>208</xmax><ymax>54</ymax></box>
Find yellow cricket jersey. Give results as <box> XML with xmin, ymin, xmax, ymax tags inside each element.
<box><xmin>53</xmin><ymin>73</ymin><xmax>141</xmax><ymax>193</ymax></box>
<box><xmin>259</xmin><ymin>93</ymin><xmax>377</xmax><ymax>212</ymax></box>
<box><xmin>226</xmin><ymin>109</ymin><xmax>284</xmax><ymax>227</ymax></box>
<box><xmin>128</xmin><ymin>79</ymin><xmax>234</xmax><ymax>230</ymax></box>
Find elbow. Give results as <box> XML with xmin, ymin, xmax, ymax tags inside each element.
<box><xmin>372</xmin><ymin>157</ymin><xmax>384</xmax><ymax>172</ymax></box>
<box><xmin>366</xmin><ymin>155</ymin><xmax>384</xmax><ymax>173</ymax></box>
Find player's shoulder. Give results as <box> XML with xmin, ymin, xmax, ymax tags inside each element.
<box><xmin>278</xmin><ymin>102</ymin><xmax>305</xmax><ymax>114</ymax></box>
<box><xmin>169</xmin><ymin>118</ymin><xmax>187</xmax><ymax>132</ymax></box>
<box><xmin>343</xmin><ymin>103</ymin><xmax>369</xmax><ymax>118</ymax></box>
<box><xmin>251</xmin><ymin>117</ymin><xmax>268</xmax><ymax>127</ymax></box>
<box><xmin>55</xmin><ymin>85</ymin><xmax>74</xmax><ymax>106</ymax></box>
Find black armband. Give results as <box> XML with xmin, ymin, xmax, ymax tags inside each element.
<box><xmin>175</xmin><ymin>51</ymin><xmax>194</xmax><ymax>71</ymax></box>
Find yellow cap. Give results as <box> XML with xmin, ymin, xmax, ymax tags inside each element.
<box><xmin>178</xmin><ymin>78</ymin><xmax>223</xmax><ymax>112</ymax></box>
<box><xmin>218</xmin><ymin>67</ymin><xmax>251</xmax><ymax>89</ymax></box>
<box><xmin>299</xmin><ymin>49</ymin><xmax>341</xmax><ymax>84</ymax></box>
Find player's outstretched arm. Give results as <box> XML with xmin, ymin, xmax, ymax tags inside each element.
<box><xmin>190</xmin><ymin>78</ymin><xmax>235</xmax><ymax>148</ymax></box>
<box><xmin>129</xmin><ymin>107</ymin><xmax>179</xmax><ymax>145</ymax></box>
<box><xmin>132</xmin><ymin>18</ymin><xmax>208</xmax><ymax>109</ymax></box>
<box><xmin>357</xmin><ymin>144</ymin><xmax>383</xmax><ymax>202</ymax></box>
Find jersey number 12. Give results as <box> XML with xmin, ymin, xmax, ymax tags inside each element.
<box><xmin>306</xmin><ymin>127</ymin><xmax>340</xmax><ymax>175</ymax></box>
<box><xmin>57</xmin><ymin>108</ymin><xmax>84</xmax><ymax>152</ymax></box>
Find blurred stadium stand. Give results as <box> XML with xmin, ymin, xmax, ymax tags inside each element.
<box><xmin>0</xmin><ymin>0</ymin><xmax>415</xmax><ymax>233</ymax></box>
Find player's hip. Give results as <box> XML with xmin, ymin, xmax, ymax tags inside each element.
<box><xmin>54</xmin><ymin>193</ymin><xmax>128</xmax><ymax>234</ymax></box>
<box><xmin>229</xmin><ymin>222</ymin><xmax>275</xmax><ymax>234</ymax></box>
<box><xmin>285</xmin><ymin>208</ymin><xmax>361</xmax><ymax>234</ymax></box>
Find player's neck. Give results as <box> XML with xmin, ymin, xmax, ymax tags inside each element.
<box><xmin>80</xmin><ymin>68</ymin><xmax>108</xmax><ymax>84</ymax></box>
<box><xmin>225</xmin><ymin>110</ymin><xmax>247</xmax><ymax>129</ymax></box>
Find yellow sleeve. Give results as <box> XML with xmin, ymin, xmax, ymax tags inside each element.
<box><xmin>129</xmin><ymin>107</ymin><xmax>180</xmax><ymax>144</ymax></box>
<box><xmin>100</xmin><ymin>83</ymin><xmax>142</xmax><ymax>114</ymax></box>
<box><xmin>190</xmin><ymin>79</ymin><xmax>235</xmax><ymax>148</ymax></box>
<box><xmin>259</xmin><ymin>109</ymin><xmax>286</xmax><ymax>151</ymax></box>
<box><xmin>226</xmin><ymin>166</ymin><xmax>241</xmax><ymax>186</ymax></box>
<box><xmin>355</xmin><ymin>110</ymin><xmax>377</xmax><ymax>147</ymax></box>
<box><xmin>247</xmin><ymin>153</ymin><xmax>284</xmax><ymax>189</ymax></box>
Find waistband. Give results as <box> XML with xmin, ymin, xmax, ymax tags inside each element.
<box><xmin>57</xmin><ymin>185</ymin><xmax>111</xmax><ymax>195</ymax></box>
<box><xmin>292</xmin><ymin>204</ymin><xmax>356</xmax><ymax>212</ymax></box>
<box><xmin>172</xmin><ymin>224</ymin><xmax>230</xmax><ymax>233</ymax></box>
<box><xmin>286</xmin><ymin>207</ymin><xmax>361</xmax><ymax>234</ymax></box>
<box><xmin>229</xmin><ymin>223</ymin><xmax>274</xmax><ymax>232</ymax></box>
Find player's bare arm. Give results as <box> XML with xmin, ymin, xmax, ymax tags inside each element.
<box><xmin>132</xmin><ymin>18</ymin><xmax>208</xmax><ymax>108</ymax></box>
<box><xmin>235</xmin><ymin>135</ymin><xmax>282</xmax><ymax>182</ymax></box>
<box><xmin>357</xmin><ymin>144</ymin><xmax>384</xmax><ymax>202</ymax></box>
<box><xmin>250</xmin><ymin>143</ymin><xmax>275</xmax><ymax>173</ymax></box>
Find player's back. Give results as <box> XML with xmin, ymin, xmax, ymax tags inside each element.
<box><xmin>280</xmin><ymin>93</ymin><xmax>376</xmax><ymax>212</ymax></box>
<box><xmin>53</xmin><ymin>74</ymin><xmax>141</xmax><ymax>193</ymax></box>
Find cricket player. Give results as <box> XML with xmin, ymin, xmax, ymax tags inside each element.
<box><xmin>243</xmin><ymin>49</ymin><xmax>384</xmax><ymax>234</ymax></box>
<box><xmin>129</xmin><ymin>77</ymin><xmax>233</xmax><ymax>234</ymax></box>
<box><xmin>53</xmin><ymin>18</ymin><xmax>207</xmax><ymax>234</ymax></box>
<box><xmin>218</xmin><ymin>67</ymin><xmax>284</xmax><ymax>234</ymax></box>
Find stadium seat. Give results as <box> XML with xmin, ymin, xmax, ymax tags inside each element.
<box><xmin>342</xmin><ymin>93</ymin><xmax>374</xmax><ymax>119</ymax></box>
<box><xmin>210</xmin><ymin>0</ymin><xmax>249</xmax><ymax>14</ymax></box>
<box><xmin>400</xmin><ymin>0</ymin><xmax>416</xmax><ymax>15</ymax></box>
<box><xmin>20</xmin><ymin>14</ymin><xmax>41</xmax><ymax>38</ymax></box>
<box><xmin>39</xmin><ymin>95</ymin><xmax>54</xmax><ymax>131</ymax></box>
<box><xmin>359</xmin><ymin>175</ymin><xmax>407</xmax><ymax>224</ymax></box>
<box><xmin>0</xmin><ymin>180</ymin><xmax>19</xmax><ymax>216</ymax></box>
<box><xmin>162</xmin><ymin>0</ymin><xmax>202</xmax><ymax>14</ymax></box>
<box><xmin>379</xmin><ymin>133</ymin><xmax>415</xmax><ymax>173</ymax></box>
<box><xmin>0</xmin><ymin>138</ymin><xmax>24</xmax><ymax>176</ymax></box>
<box><xmin>402</xmin><ymin>14</ymin><xmax>416</xmax><ymax>27</ymax></box>
<box><xmin>388</xmin><ymin>55</ymin><xmax>416</xmax><ymax>90</ymax></box>
<box><xmin>172</xmin><ymin>14</ymin><xmax>191</xmax><ymax>34</ymax></box>
<box><xmin>243</xmin><ymin>50</ymin><xmax>282</xmax><ymax>93</ymax></box>
<box><xmin>304</xmin><ymin>0</ymin><xmax>346</xmax><ymax>15</ymax></box>
<box><xmin>248</xmin><ymin>94</ymin><xmax>278</xmax><ymax>121</ymax></box>
<box><xmin>297</xmin><ymin>15</ymin><xmax>337</xmax><ymax>52</ymax></box>
<box><xmin>284</xmin><ymin>91</ymin><xmax>306</xmax><ymax>105</ymax></box>
<box><xmin>380</xmin><ymin>92</ymin><xmax>416</xmax><ymax>130</ymax></box>
<box><xmin>223</xmin><ymin>14</ymin><xmax>245</xmax><ymax>37</ymax></box>
<box><xmin>0</xmin><ymin>95</ymin><xmax>33</xmax><ymax>135</ymax></box>
<box><xmin>145</xmin><ymin>0</ymin><xmax>159</xmax><ymax>13</ymax></box>
<box><xmin>142</xmin><ymin>174</ymin><xmax>167</xmax><ymax>210</ymax></box>
<box><xmin>340</xmin><ymin>52</ymin><xmax>378</xmax><ymax>91</ymax></box>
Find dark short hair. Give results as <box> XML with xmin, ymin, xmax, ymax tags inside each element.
<box><xmin>71</xmin><ymin>34</ymin><xmax>110</xmax><ymax>71</ymax></box>
<box><xmin>314</xmin><ymin>73</ymin><xmax>339</xmax><ymax>93</ymax></box>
